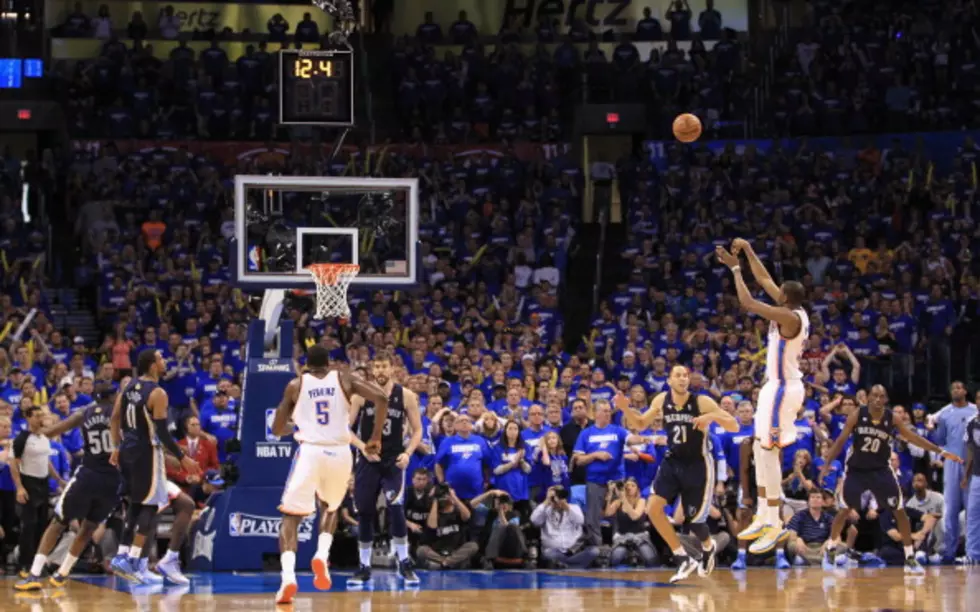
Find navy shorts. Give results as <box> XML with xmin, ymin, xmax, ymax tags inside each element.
<box><xmin>651</xmin><ymin>454</ymin><xmax>715</xmax><ymax>523</ymax></box>
<box><xmin>354</xmin><ymin>458</ymin><xmax>406</xmax><ymax>510</ymax></box>
<box><xmin>55</xmin><ymin>468</ymin><xmax>121</xmax><ymax>524</ymax></box>
<box><xmin>839</xmin><ymin>466</ymin><xmax>903</xmax><ymax>511</ymax></box>
<box><xmin>120</xmin><ymin>445</ymin><xmax>168</xmax><ymax>507</ymax></box>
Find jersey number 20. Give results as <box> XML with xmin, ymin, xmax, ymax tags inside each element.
<box><xmin>316</xmin><ymin>400</ymin><xmax>330</xmax><ymax>425</ymax></box>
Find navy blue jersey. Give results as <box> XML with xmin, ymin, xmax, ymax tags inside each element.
<box><xmin>662</xmin><ymin>391</ymin><xmax>707</xmax><ymax>460</ymax></box>
<box><xmin>357</xmin><ymin>384</ymin><xmax>405</xmax><ymax>462</ymax></box>
<box><xmin>846</xmin><ymin>405</ymin><xmax>895</xmax><ymax>470</ymax></box>
<box><xmin>120</xmin><ymin>378</ymin><xmax>160</xmax><ymax>451</ymax></box>
<box><xmin>80</xmin><ymin>402</ymin><xmax>117</xmax><ymax>473</ymax></box>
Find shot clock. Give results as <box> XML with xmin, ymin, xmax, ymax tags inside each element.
<box><xmin>278</xmin><ymin>48</ymin><xmax>354</xmax><ymax>126</ymax></box>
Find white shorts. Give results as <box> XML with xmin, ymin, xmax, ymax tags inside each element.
<box><xmin>279</xmin><ymin>443</ymin><xmax>353</xmax><ymax>516</ymax></box>
<box><xmin>158</xmin><ymin>481</ymin><xmax>184</xmax><ymax>513</ymax></box>
<box><xmin>755</xmin><ymin>379</ymin><xmax>805</xmax><ymax>449</ymax></box>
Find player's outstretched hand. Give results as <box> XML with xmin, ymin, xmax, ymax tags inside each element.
<box><xmin>731</xmin><ymin>238</ymin><xmax>751</xmax><ymax>255</ymax></box>
<box><xmin>715</xmin><ymin>246</ymin><xmax>739</xmax><ymax>269</ymax></box>
<box><xmin>109</xmin><ymin>449</ymin><xmax>119</xmax><ymax>467</ymax></box>
<box><xmin>940</xmin><ymin>450</ymin><xmax>964</xmax><ymax>464</ymax></box>
<box><xmin>612</xmin><ymin>393</ymin><xmax>630</xmax><ymax>413</ymax></box>
<box><xmin>181</xmin><ymin>455</ymin><xmax>201</xmax><ymax>476</ymax></box>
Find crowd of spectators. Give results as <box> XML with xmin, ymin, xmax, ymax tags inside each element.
<box><xmin>1</xmin><ymin>0</ymin><xmax>980</xmax><ymax>580</ymax></box>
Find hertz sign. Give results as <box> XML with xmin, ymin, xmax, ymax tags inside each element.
<box><xmin>44</xmin><ymin>1</ymin><xmax>331</xmax><ymax>33</ymax></box>
<box><xmin>389</xmin><ymin>0</ymin><xmax>748</xmax><ymax>36</ymax></box>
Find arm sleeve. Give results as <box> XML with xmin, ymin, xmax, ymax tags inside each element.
<box><xmin>12</xmin><ymin>431</ymin><xmax>29</xmax><ymax>459</ymax></box>
<box><xmin>153</xmin><ymin>418</ymin><xmax>184</xmax><ymax>459</ymax></box>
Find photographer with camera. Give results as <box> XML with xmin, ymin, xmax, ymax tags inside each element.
<box><xmin>604</xmin><ymin>478</ymin><xmax>658</xmax><ymax>567</ymax></box>
<box><xmin>530</xmin><ymin>485</ymin><xmax>600</xmax><ymax>569</ymax></box>
<box><xmin>415</xmin><ymin>483</ymin><xmax>480</xmax><ymax>569</ymax></box>
<box><xmin>474</xmin><ymin>489</ymin><xmax>528</xmax><ymax>568</ymax></box>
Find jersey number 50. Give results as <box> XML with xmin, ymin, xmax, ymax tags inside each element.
<box><xmin>315</xmin><ymin>400</ymin><xmax>330</xmax><ymax>425</ymax></box>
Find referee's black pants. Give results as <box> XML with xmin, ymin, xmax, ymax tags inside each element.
<box><xmin>17</xmin><ymin>476</ymin><xmax>50</xmax><ymax>571</ymax></box>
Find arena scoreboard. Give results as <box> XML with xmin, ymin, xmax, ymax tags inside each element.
<box><xmin>278</xmin><ymin>48</ymin><xmax>354</xmax><ymax>127</ymax></box>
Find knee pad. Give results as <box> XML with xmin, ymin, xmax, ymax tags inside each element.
<box><xmin>134</xmin><ymin>504</ymin><xmax>157</xmax><ymax>536</ymax></box>
<box><xmin>387</xmin><ymin>504</ymin><xmax>407</xmax><ymax>539</ymax></box>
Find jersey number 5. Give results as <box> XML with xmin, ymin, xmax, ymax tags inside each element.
<box><xmin>87</xmin><ymin>429</ymin><xmax>113</xmax><ymax>454</ymax></box>
<box><xmin>315</xmin><ymin>400</ymin><xmax>330</xmax><ymax>425</ymax></box>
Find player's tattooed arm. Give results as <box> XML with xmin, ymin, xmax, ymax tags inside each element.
<box><xmin>344</xmin><ymin>372</ymin><xmax>388</xmax><ymax>450</ymax></box>
<box><xmin>694</xmin><ymin>395</ymin><xmax>739</xmax><ymax>433</ymax></box>
<box><xmin>272</xmin><ymin>377</ymin><xmax>302</xmax><ymax>438</ymax></box>
<box><xmin>347</xmin><ymin>394</ymin><xmax>365</xmax><ymax>428</ymax></box>
<box><xmin>897</xmin><ymin>421</ymin><xmax>963</xmax><ymax>463</ymax></box>
<box><xmin>109</xmin><ymin>392</ymin><xmax>123</xmax><ymax>466</ymax></box>
<box><xmin>717</xmin><ymin>245</ymin><xmax>801</xmax><ymax>336</ymax></box>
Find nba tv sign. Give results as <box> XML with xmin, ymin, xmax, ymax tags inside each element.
<box><xmin>229</xmin><ymin>512</ymin><xmax>315</xmax><ymax>541</ymax></box>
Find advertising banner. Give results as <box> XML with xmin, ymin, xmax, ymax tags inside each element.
<box><xmin>389</xmin><ymin>0</ymin><xmax>748</xmax><ymax>37</ymax></box>
<box><xmin>45</xmin><ymin>0</ymin><xmax>330</xmax><ymax>34</ymax></box>
<box><xmin>645</xmin><ymin>130</ymin><xmax>980</xmax><ymax>174</ymax></box>
<box><xmin>70</xmin><ymin>139</ymin><xmax>575</xmax><ymax>165</ymax></box>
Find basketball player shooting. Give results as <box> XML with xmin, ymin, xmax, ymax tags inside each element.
<box><xmin>347</xmin><ymin>356</ymin><xmax>424</xmax><ymax>588</ymax></box>
<box><xmin>819</xmin><ymin>384</ymin><xmax>960</xmax><ymax>574</ymax></box>
<box><xmin>271</xmin><ymin>345</ymin><xmax>389</xmax><ymax>605</ymax></box>
<box><xmin>717</xmin><ymin>239</ymin><xmax>809</xmax><ymax>555</ymax></box>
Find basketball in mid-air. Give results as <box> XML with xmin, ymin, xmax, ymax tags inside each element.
<box><xmin>672</xmin><ymin>113</ymin><xmax>702</xmax><ymax>143</ymax></box>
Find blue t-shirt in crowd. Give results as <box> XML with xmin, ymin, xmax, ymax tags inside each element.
<box><xmin>435</xmin><ymin>433</ymin><xmax>493</xmax><ymax>500</ymax></box>
<box><xmin>573</xmin><ymin>423</ymin><xmax>629</xmax><ymax>484</ymax></box>
<box><xmin>492</xmin><ymin>442</ymin><xmax>530</xmax><ymax>502</ymax></box>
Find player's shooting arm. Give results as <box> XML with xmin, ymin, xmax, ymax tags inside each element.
<box><xmin>735</xmin><ymin>239</ymin><xmax>782</xmax><ymax>302</ymax></box>
<box><xmin>822</xmin><ymin>408</ymin><xmax>860</xmax><ymax>465</ymax></box>
<box><xmin>897</xmin><ymin>421</ymin><xmax>961</xmax><ymax>462</ymax></box>
<box><xmin>42</xmin><ymin>410</ymin><xmax>85</xmax><ymax>439</ymax></box>
<box><xmin>272</xmin><ymin>377</ymin><xmax>301</xmax><ymax>438</ymax></box>
<box><xmin>403</xmin><ymin>389</ymin><xmax>424</xmax><ymax>457</ymax></box>
<box><xmin>697</xmin><ymin>395</ymin><xmax>739</xmax><ymax>432</ymax></box>
<box><xmin>733</xmin><ymin>272</ymin><xmax>801</xmax><ymax>333</ymax></box>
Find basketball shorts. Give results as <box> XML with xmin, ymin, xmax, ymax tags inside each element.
<box><xmin>354</xmin><ymin>457</ymin><xmax>407</xmax><ymax>511</ymax></box>
<box><xmin>755</xmin><ymin>379</ymin><xmax>806</xmax><ymax>449</ymax></box>
<box><xmin>55</xmin><ymin>467</ymin><xmax>121</xmax><ymax>524</ymax></box>
<box><xmin>651</xmin><ymin>454</ymin><xmax>715</xmax><ymax>523</ymax></box>
<box><xmin>279</xmin><ymin>443</ymin><xmax>353</xmax><ymax>516</ymax></box>
<box><xmin>157</xmin><ymin>481</ymin><xmax>184</xmax><ymax>514</ymax></box>
<box><xmin>119</xmin><ymin>445</ymin><xmax>169</xmax><ymax>507</ymax></box>
<box><xmin>839</xmin><ymin>466</ymin><xmax>903</xmax><ymax>511</ymax></box>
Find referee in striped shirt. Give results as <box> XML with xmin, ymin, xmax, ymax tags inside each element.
<box><xmin>10</xmin><ymin>406</ymin><xmax>62</xmax><ymax>577</ymax></box>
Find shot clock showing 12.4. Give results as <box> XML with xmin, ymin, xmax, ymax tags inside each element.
<box><xmin>278</xmin><ymin>48</ymin><xmax>354</xmax><ymax>126</ymax></box>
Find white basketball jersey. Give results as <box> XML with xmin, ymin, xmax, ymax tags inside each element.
<box><xmin>293</xmin><ymin>371</ymin><xmax>350</xmax><ymax>446</ymax></box>
<box><xmin>765</xmin><ymin>308</ymin><xmax>810</xmax><ymax>382</ymax></box>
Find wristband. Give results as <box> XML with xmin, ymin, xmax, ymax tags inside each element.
<box><xmin>731</xmin><ymin>265</ymin><xmax>741</xmax><ymax>273</ymax></box>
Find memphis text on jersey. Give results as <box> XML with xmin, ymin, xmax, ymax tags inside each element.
<box><xmin>855</xmin><ymin>424</ymin><xmax>892</xmax><ymax>443</ymax></box>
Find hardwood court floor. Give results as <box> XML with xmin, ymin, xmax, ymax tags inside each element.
<box><xmin>1</xmin><ymin>567</ymin><xmax>977</xmax><ymax>611</ymax></box>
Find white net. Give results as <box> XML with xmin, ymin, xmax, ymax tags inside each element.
<box><xmin>306</xmin><ymin>263</ymin><xmax>360</xmax><ymax>320</ymax></box>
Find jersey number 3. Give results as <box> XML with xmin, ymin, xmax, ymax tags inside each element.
<box><xmin>315</xmin><ymin>400</ymin><xmax>330</xmax><ymax>425</ymax></box>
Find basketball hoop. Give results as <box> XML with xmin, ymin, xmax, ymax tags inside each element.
<box><xmin>305</xmin><ymin>263</ymin><xmax>360</xmax><ymax>320</ymax></box>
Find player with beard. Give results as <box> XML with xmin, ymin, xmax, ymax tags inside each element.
<box><xmin>819</xmin><ymin>385</ymin><xmax>961</xmax><ymax>574</ymax></box>
<box><xmin>347</xmin><ymin>356</ymin><xmax>424</xmax><ymax>587</ymax></box>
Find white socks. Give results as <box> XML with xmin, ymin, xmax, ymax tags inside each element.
<box><xmin>161</xmin><ymin>549</ymin><xmax>180</xmax><ymax>564</ymax></box>
<box><xmin>128</xmin><ymin>545</ymin><xmax>143</xmax><ymax>561</ymax></box>
<box><xmin>30</xmin><ymin>554</ymin><xmax>47</xmax><ymax>577</ymax></box>
<box><xmin>281</xmin><ymin>551</ymin><xmax>296</xmax><ymax>581</ymax></box>
<box><xmin>358</xmin><ymin>543</ymin><xmax>373</xmax><ymax>567</ymax></box>
<box><xmin>393</xmin><ymin>537</ymin><xmax>409</xmax><ymax>562</ymax></box>
<box><xmin>316</xmin><ymin>533</ymin><xmax>333</xmax><ymax>560</ymax></box>
<box><xmin>767</xmin><ymin>502</ymin><xmax>783</xmax><ymax>527</ymax></box>
<box><xmin>58</xmin><ymin>554</ymin><xmax>78</xmax><ymax>577</ymax></box>
<box><xmin>905</xmin><ymin>545</ymin><xmax>914</xmax><ymax>558</ymax></box>
<box><xmin>117</xmin><ymin>545</ymin><xmax>129</xmax><ymax>557</ymax></box>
